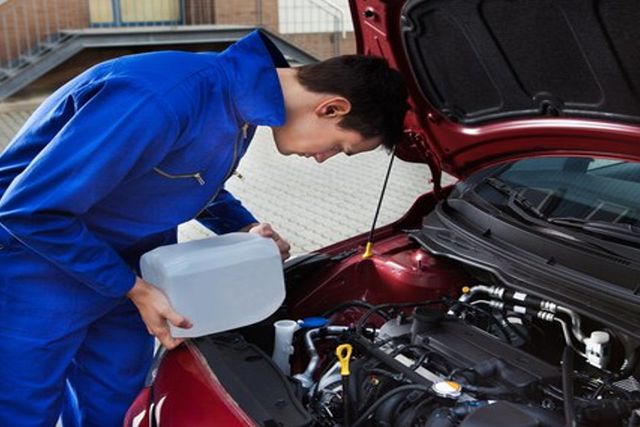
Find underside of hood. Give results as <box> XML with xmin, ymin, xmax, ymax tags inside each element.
<box><xmin>350</xmin><ymin>0</ymin><xmax>640</xmax><ymax>180</ymax></box>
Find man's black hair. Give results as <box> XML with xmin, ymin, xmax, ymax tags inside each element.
<box><xmin>296</xmin><ymin>55</ymin><xmax>409</xmax><ymax>150</ymax></box>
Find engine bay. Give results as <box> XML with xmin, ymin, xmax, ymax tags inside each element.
<box><xmin>276</xmin><ymin>286</ymin><xmax>640</xmax><ymax>426</ymax></box>
<box><xmin>203</xmin><ymin>237</ymin><xmax>640</xmax><ymax>427</ymax></box>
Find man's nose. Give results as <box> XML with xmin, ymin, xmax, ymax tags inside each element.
<box><xmin>313</xmin><ymin>151</ymin><xmax>337</xmax><ymax>163</ymax></box>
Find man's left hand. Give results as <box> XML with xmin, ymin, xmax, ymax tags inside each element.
<box><xmin>242</xmin><ymin>222</ymin><xmax>291</xmax><ymax>260</ymax></box>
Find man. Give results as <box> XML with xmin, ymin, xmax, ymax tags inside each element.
<box><xmin>0</xmin><ymin>30</ymin><xmax>408</xmax><ymax>425</ymax></box>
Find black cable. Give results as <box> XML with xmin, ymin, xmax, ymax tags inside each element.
<box><xmin>562</xmin><ymin>345</ymin><xmax>577</xmax><ymax>427</ymax></box>
<box><xmin>364</xmin><ymin>367</ymin><xmax>407</xmax><ymax>382</ymax></box>
<box><xmin>389</xmin><ymin>344</ymin><xmax>430</xmax><ymax>357</ymax></box>
<box><xmin>411</xmin><ymin>352</ymin><xmax>430</xmax><ymax>370</ymax></box>
<box><xmin>321</xmin><ymin>300</ymin><xmax>390</xmax><ymax>320</ymax></box>
<box><xmin>544</xmin><ymin>384</ymin><xmax>590</xmax><ymax>405</ymax></box>
<box><xmin>500</xmin><ymin>314</ymin><xmax>529</xmax><ymax>342</ymax></box>
<box><xmin>589</xmin><ymin>381</ymin><xmax>606</xmax><ymax>400</ymax></box>
<box><xmin>351</xmin><ymin>385</ymin><xmax>431</xmax><ymax>427</ymax></box>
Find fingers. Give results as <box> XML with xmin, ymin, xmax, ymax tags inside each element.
<box><xmin>130</xmin><ymin>279</ymin><xmax>192</xmax><ymax>350</ymax></box>
<box><xmin>276</xmin><ymin>237</ymin><xmax>291</xmax><ymax>260</ymax></box>
<box><xmin>150</xmin><ymin>314</ymin><xmax>189</xmax><ymax>350</ymax></box>
<box><xmin>166</xmin><ymin>309</ymin><xmax>193</xmax><ymax>329</ymax></box>
<box><xmin>155</xmin><ymin>307</ymin><xmax>192</xmax><ymax>349</ymax></box>
<box><xmin>271</xmin><ymin>230</ymin><xmax>291</xmax><ymax>259</ymax></box>
<box><xmin>154</xmin><ymin>326</ymin><xmax>183</xmax><ymax>350</ymax></box>
<box><xmin>250</xmin><ymin>222</ymin><xmax>274</xmax><ymax>238</ymax></box>
<box><xmin>248</xmin><ymin>223</ymin><xmax>291</xmax><ymax>259</ymax></box>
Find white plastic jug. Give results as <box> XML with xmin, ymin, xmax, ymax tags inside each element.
<box><xmin>140</xmin><ymin>233</ymin><xmax>285</xmax><ymax>338</ymax></box>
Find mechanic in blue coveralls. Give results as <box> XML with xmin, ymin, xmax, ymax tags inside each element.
<box><xmin>0</xmin><ymin>30</ymin><xmax>408</xmax><ymax>426</ymax></box>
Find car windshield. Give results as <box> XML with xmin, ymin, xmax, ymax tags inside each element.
<box><xmin>452</xmin><ymin>157</ymin><xmax>640</xmax><ymax>233</ymax></box>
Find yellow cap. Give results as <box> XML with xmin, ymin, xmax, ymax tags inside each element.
<box><xmin>462</xmin><ymin>286</ymin><xmax>471</xmax><ymax>294</ymax></box>
<box><xmin>336</xmin><ymin>344</ymin><xmax>353</xmax><ymax>376</ymax></box>
<box><xmin>362</xmin><ymin>241</ymin><xmax>374</xmax><ymax>259</ymax></box>
<box><xmin>445</xmin><ymin>381</ymin><xmax>462</xmax><ymax>392</ymax></box>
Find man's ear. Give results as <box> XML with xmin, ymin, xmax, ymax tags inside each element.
<box><xmin>315</xmin><ymin>97</ymin><xmax>351</xmax><ymax>119</ymax></box>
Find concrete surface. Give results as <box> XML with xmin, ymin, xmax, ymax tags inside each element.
<box><xmin>1</xmin><ymin>101</ymin><xmax>456</xmax><ymax>256</ymax></box>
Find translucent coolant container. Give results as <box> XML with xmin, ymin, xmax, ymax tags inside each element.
<box><xmin>140</xmin><ymin>233</ymin><xmax>285</xmax><ymax>338</ymax></box>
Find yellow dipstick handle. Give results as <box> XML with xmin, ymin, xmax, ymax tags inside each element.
<box><xmin>362</xmin><ymin>241</ymin><xmax>374</xmax><ymax>259</ymax></box>
<box><xmin>336</xmin><ymin>344</ymin><xmax>353</xmax><ymax>376</ymax></box>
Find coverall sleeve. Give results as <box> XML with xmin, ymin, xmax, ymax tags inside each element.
<box><xmin>196</xmin><ymin>188</ymin><xmax>257</xmax><ymax>234</ymax></box>
<box><xmin>0</xmin><ymin>79</ymin><xmax>180</xmax><ymax>297</ymax></box>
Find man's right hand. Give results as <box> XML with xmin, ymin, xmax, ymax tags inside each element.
<box><xmin>127</xmin><ymin>277</ymin><xmax>193</xmax><ymax>350</ymax></box>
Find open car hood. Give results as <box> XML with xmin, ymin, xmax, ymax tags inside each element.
<box><xmin>350</xmin><ymin>0</ymin><xmax>640</xmax><ymax>180</ymax></box>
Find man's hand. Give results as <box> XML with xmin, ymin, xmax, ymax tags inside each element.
<box><xmin>127</xmin><ymin>277</ymin><xmax>192</xmax><ymax>350</ymax></box>
<box><xmin>242</xmin><ymin>222</ymin><xmax>291</xmax><ymax>260</ymax></box>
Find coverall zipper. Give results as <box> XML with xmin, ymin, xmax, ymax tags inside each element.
<box><xmin>153</xmin><ymin>168</ymin><xmax>206</xmax><ymax>186</ymax></box>
<box><xmin>195</xmin><ymin>123</ymin><xmax>249</xmax><ymax>217</ymax></box>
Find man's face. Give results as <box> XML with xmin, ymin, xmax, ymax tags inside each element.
<box><xmin>273</xmin><ymin>124</ymin><xmax>382</xmax><ymax>163</ymax></box>
<box><xmin>272</xmin><ymin>96</ymin><xmax>383</xmax><ymax>163</ymax></box>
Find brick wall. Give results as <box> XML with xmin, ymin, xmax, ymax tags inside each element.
<box><xmin>285</xmin><ymin>31</ymin><xmax>356</xmax><ymax>59</ymax></box>
<box><xmin>212</xmin><ymin>0</ymin><xmax>354</xmax><ymax>59</ymax></box>
<box><xmin>211</xmin><ymin>0</ymin><xmax>278</xmax><ymax>31</ymax></box>
<box><xmin>0</xmin><ymin>0</ymin><xmax>355</xmax><ymax>76</ymax></box>
<box><xmin>183</xmin><ymin>0</ymin><xmax>216</xmax><ymax>25</ymax></box>
<box><xmin>0</xmin><ymin>0</ymin><xmax>90</xmax><ymax>66</ymax></box>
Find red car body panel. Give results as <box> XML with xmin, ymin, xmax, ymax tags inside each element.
<box><xmin>286</xmin><ymin>193</ymin><xmax>467</xmax><ymax>319</ymax></box>
<box><xmin>349</xmin><ymin>0</ymin><xmax>640</xmax><ymax>179</ymax></box>
<box><xmin>125</xmin><ymin>343</ymin><xmax>256</xmax><ymax>426</ymax></box>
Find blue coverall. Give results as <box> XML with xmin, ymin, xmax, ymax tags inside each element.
<box><xmin>0</xmin><ymin>30</ymin><xmax>287</xmax><ymax>426</ymax></box>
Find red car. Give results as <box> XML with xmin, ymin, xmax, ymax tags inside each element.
<box><xmin>125</xmin><ymin>0</ymin><xmax>640</xmax><ymax>426</ymax></box>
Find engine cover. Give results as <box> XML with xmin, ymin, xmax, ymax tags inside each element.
<box><xmin>414</xmin><ymin>320</ymin><xmax>560</xmax><ymax>389</ymax></box>
<box><xmin>379</xmin><ymin>316</ymin><xmax>560</xmax><ymax>391</ymax></box>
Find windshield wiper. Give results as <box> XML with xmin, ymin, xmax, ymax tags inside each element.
<box><xmin>478</xmin><ymin>177</ymin><xmax>632</xmax><ymax>255</ymax></box>
<box><xmin>548</xmin><ymin>218</ymin><xmax>640</xmax><ymax>246</ymax></box>
<box><xmin>482</xmin><ymin>177</ymin><xmax>546</xmax><ymax>219</ymax></box>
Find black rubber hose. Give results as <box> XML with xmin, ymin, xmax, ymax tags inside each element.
<box><xmin>346</xmin><ymin>358</ymin><xmax>367</xmax><ymax>417</ymax></box>
<box><xmin>627</xmin><ymin>406</ymin><xmax>640</xmax><ymax>427</ymax></box>
<box><xmin>562</xmin><ymin>345</ymin><xmax>577</xmax><ymax>427</ymax></box>
<box><xmin>462</xmin><ymin>383</ymin><xmax>512</xmax><ymax>398</ymax></box>
<box><xmin>397</xmin><ymin>396</ymin><xmax>436</xmax><ymax>427</ymax></box>
<box><xmin>374</xmin><ymin>390</ymin><xmax>411</xmax><ymax>425</ymax></box>
<box><xmin>422</xmin><ymin>407</ymin><xmax>456</xmax><ymax>427</ymax></box>
<box><xmin>351</xmin><ymin>385</ymin><xmax>430</xmax><ymax>427</ymax></box>
<box><xmin>392</xmin><ymin>398</ymin><xmax>425</xmax><ymax>427</ymax></box>
<box><xmin>451</xmin><ymin>300</ymin><xmax>512</xmax><ymax>345</ymax></box>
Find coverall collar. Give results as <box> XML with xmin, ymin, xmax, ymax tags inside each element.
<box><xmin>219</xmin><ymin>30</ymin><xmax>289</xmax><ymax>127</ymax></box>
